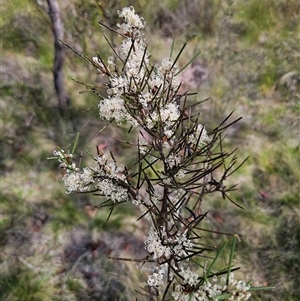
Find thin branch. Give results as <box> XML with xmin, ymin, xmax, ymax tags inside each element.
<box><xmin>46</xmin><ymin>0</ymin><xmax>70</xmax><ymax>117</ymax></box>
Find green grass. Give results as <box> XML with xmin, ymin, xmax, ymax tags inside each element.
<box><xmin>1</xmin><ymin>0</ymin><xmax>299</xmax><ymax>300</ymax></box>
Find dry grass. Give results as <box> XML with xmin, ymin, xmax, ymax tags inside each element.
<box><xmin>1</xmin><ymin>0</ymin><xmax>299</xmax><ymax>300</ymax></box>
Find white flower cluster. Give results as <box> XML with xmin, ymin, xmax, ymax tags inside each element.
<box><xmin>95</xmin><ymin>178</ymin><xmax>128</xmax><ymax>202</ymax></box>
<box><xmin>118</xmin><ymin>38</ymin><xmax>149</xmax><ymax>78</ymax></box>
<box><xmin>53</xmin><ymin>149</ymin><xmax>93</xmax><ymax>194</ymax></box>
<box><xmin>108</xmin><ymin>75</ymin><xmax>129</xmax><ymax>95</ymax></box>
<box><xmin>147</xmin><ymin>102</ymin><xmax>181</xmax><ymax>138</ymax></box>
<box><xmin>92</xmin><ymin>56</ymin><xmax>104</xmax><ymax>69</ymax></box>
<box><xmin>53</xmin><ymin>149</ymin><xmax>65</xmax><ymax>162</ymax></box>
<box><xmin>53</xmin><ymin>149</ymin><xmax>77</xmax><ymax>170</ymax></box>
<box><xmin>172</xmin><ymin>271</ymin><xmax>251</xmax><ymax>301</ymax></box>
<box><xmin>95</xmin><ymin>153</ymin><xmax>127</xmax><ymax>181</ymax></box>
<box><xmin>149</xmin><ymin>57</ymin><xmax>180</xmax><ymax>92</ymax></box>
<box><xmin>165</xmin><ymin>153</ymin><xmax>182</xmax><ymax>169</ymax></box>
<box><xmin>147</xmin><ymin>264</ymin><xmax>167</xmax><ymax>287</ymax></box>
<box><xmin>98</xmin><ymin>8</ymin><xmax>149</xmax><ymax>127</ymax></box>
<box><xmin>53</xmin><ymin>149</ymin><xmax>129</xmax><ymax>200</ymax></box>
<box><xmin>99</xmin><ymin>96</ymin><xmax>138</xmax><ymax>127</ymax></box>
<box><xmin>145</xmin><ymin>227</ymin><xmax>193</xmax><ymax>262</ymax></box>
<box><xmin>117</xmin><ymin>6</ymin><xmax>146</xmax><ymax>36</ymax></box>
<box><xmin>93</xmin><ymin>153</ymin><xmax>129</xmax><ymax>202</ymax></box>
<box><xmin>188</xmin><ymin>124</ymin><xmax>210</xmax><ymax>147</ymax></box>
<box><xmin>145</xmin><ymin>227</ymin><xmax>172</xmax><ymax>260</ymax></box>
<box><xmin>96</xmin><ymin>6</ymin><xmax>182</xmax><ymax>139</ymax></box>
<box><xmin>62</xmin><ymin>167</ymin><xmax>94</xmax><ymax>194</ymax></box>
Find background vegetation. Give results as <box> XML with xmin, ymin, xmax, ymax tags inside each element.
<box><xmin>1</xmin><ymin>0</ymin><xmax>299</xmax><ymax>300</ymax></box>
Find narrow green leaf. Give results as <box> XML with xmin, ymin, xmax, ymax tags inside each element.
<box><xmin>170</xmin><ymin>38</ymin><xmax>175</xmax><ymax>59</ymax></box>
<box><xmin>215</xmin><ymin>293</ymin><xmax>231</xmax><ymax>300</ymax></box>
<box><xmin>227</xmin><ymin>235</ymin><xmax>237</xmax><ymax>286</ymax></box>
<box><xmin>83</xmin><ymin>123</ymin><xmax>109</xmax><ymax>149</ymax></box>
<box><xmin>71</xmin><ymin>78</ymin><xmax>95</xmax><ymax>88</ymax></box>
<box><xmin>71</xmin><ymin>132</ymin><xmax>80</xmax><ymax>155</ymax></box>
<box><xmin>85</xmin><ymin>150</ymin><xmax>94</xmax><ymax>158</ymax></box>
<box><xmin>171</xmin><ymin>42</ymin><xmax>187</xmax><ymax>70</ymax></box>
<box><xmin>47</xmin><ymin>156</ymin><xmax>58</xmax><ymax>160</ymax></box>
<box><xmin>248</xmin><ymin>286</ymin><xmax>276</xmax><ymax>291</ymax></box>
<box><xmin>59</xmin><ymin>39</ymin><xmax>91</xmax><ymax>64</ymax></box>
<box><xmin>175</xmin><ymin>49</ymin><xmax>202</xmax><ymax>76</ymax></box>
<box><xmin>206</xmin><ymin>239</ymin><xmax>228</xmax><ymax>277</ymax></box>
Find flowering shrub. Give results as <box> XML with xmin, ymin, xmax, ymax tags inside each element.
<box><xmin>50</xmin><ymin>6</ymin><xmax>269</xmax><ymax>300</ymax></box>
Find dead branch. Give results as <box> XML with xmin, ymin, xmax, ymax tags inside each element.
<box><xmin>46</xmin><ymin>0</ymin><xmax>70</xmax><ymax>117</ymax></box>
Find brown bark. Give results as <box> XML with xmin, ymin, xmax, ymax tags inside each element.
<box><xmin>46</xmin><ymin>0</ymin><xmax>69</xmax><ymax>117</ymax></box>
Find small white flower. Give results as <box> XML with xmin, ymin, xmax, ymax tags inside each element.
<box><xmin>139</xmin><ymin>92</ymin><xmax>152</xmax><ymax>108</ymax></box>
<box><xmin>98</xmin><ymin>96</ymin><xmax>138</xmax><ymax>127</ymax></box>
<box><xmin>107</xmin><ymin>56</ymin><xmax>115</xmax><ymax>66</ymax></box>
<box><xmin>53</xmin><ymin>149</ymin><xmax>66</xmax><ymax>162</ymax></box>
<box><xmin>160</xmin><ymin>103</ymin><xmax>180</xmax><ymax>123</ymax></box>
<box><xmin>188</xmin><ymin>124</ymin><xmax>210</xmax><ymax>146</ymax></box>
<box><xmin>159</xmin><ymin>57</ymin><xmax>174</xmax><ymax>73</ymax></box>
<box><xmin>147</xmin><ymin>266</ymin><xmax>166</xmax><ymax>287</ymax></box>
<box><xmin>179</xmin><ymin>267</ymin><xmax>199</xmax><ymax>286</ymax></box>
<box><xmin>92</xmin><ymin>56</ymin><xmax>104</xmax><ymax>69</ymax></box>
<box><xmin>118</xmin><ymin>6</ymin><xmax>146</xmax><ymax>30</ymax></box>
<box><xmin>159</xmin><ymin>57</ymin><xmax>179</xmax><ymax>76</ymax></box>
<box><xmin>145</xmin><ymin>227</ymin><xmax>172</xmax><ymax>259</ymax></box>
<box><xmin>146</xmin><ymin>112</ymin><xmax>158</xmax><ymax>129</ymax></box>
<box><xmin>95</xmin><ymin>179</ymin><xmax>128</xmax><ymax>202</ymax></box>
<box><xmin>164</xmin><ymin>129</ymin><xmax>174</xmax><ymax>138</ymax></box>
<box><xmin>96</xmin><ymin>154</ymin><xmax>108</xmax><ymax>165</ymax></box>
<box><xmin>108</xmin><ymin>75</ymin><xmax>129</xmax><ymax>96</ymax></box>
<box><xmin>62</xmin><ymin>167</ymin><xmax>94</xmax><ymax>194</ymax></box>
<box><xmin>148</xmin><ymin>74</ymin><xmax>164</xmax><ymax>91</ymax></box>
<box><xmin>53</xmin><ymin>149</ymin><xmax>64</xmax><ymax>156</ymax></box>
<box><xmin>165</xmin><ymin>153</ymin><xmax>182</xmax><ymax>169</ymax></box>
